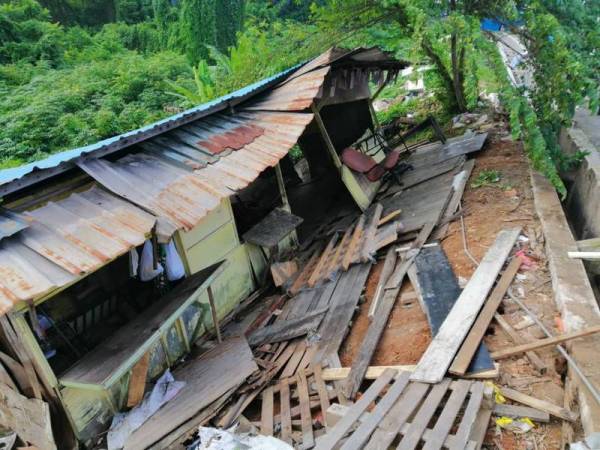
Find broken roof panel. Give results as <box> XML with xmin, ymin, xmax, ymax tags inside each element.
<box><xmin>0</xmin><ymin>185</ymin><xmax>154</xmax><ymax>312</ymax></box>
<box><xmin>78</xmin><ymin>111</ymin><xmax>313</xmax><ymax>242</ymax></box>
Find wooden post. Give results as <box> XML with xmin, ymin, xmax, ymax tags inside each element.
<box><xmin>311</xmin><ymin>104</ymin><xmax>342</xmax><ymax>170</ymax></box>
<box><xmin>274</xmin><ymin>163</ymin><xmax>291</xmax><ymax>213</ymax></box>
<box><xmin>207</xmin><ymin>286</ymin><xmax>222</xmax><ymax>343</ymax></box>
<box><xmin>274</xmin><ymin>163</ymin><xmax>299</xmax><ymax>248</ymax></box>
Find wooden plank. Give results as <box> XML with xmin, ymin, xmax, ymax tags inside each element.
<box><xmin>124</xmin><ymin>337</ymin><xmax>258</xmax><ymax>449</ymax></box>
<box><xmin>499</xmin><ymin>386</ymin><xmax>578</xmax><ymax>421</ymax></box>
<box><xmin>297</xmin><ymin>369</ymin><xmax>315</xmax><ymax>448</ymax></box>
<box><xmin>314</xmin><ymin>365</ymin><xmax>331</xmax><ymax>425</ymax></box>
<box><xmin>261</xmin><ymin>387</ymin><xmax>274</xmax><ymax>436</ymax></box>
<box><xmin>415</xmin><ymin>245</ymin><xmax>494</xmax><ymax>374</ymax></box>
<box><xmin>326</xmin><ymin>225</ymin><xmax>354</xmax><ymax>276</ymax></box>
<box><xmin>320</xmin><ymin>365</ymin><xmax>499</xmax><ymax>381</ymax></box>
<box><xmin>207</xmin><ymin>286</ymin><xmax>222</xmax><ymax>343</ymax></box>
<box><xmin>0</xmin><ymin>360</ymin><xmax>17</xmax><ymax>391</ymax></box>
<box><xmin>367</xmin><ymin>247</ymin><xmax>397</xmax><ymax>320</ymax></box>
<box><xmin>467</xmin><ymin>407</ymin><xmax>493</xmax><ymax>450</ymax></box>
<box><xmin>365</xmin><ymin>382</ymin><xmax>430</xmax><ymax>450</ymax></box>
<box><xmin>422</xmin><ymin>380</ymin><xmax>472</xmax><ymax>450</ymax></box>
<box><xmin>493</xmin><ymin>403</ymin><xmax>550</xmax><ymax>422</ymax></box>
<box><xmin>341</xmin><ymin>371</ymin><xmax>411</xmax><ymax>450</ymax></box>
<box><xmin>310</xmin><ymin>264</ymin><xmax>371</xmax><ymax>366</ymax></box>
<box><xmin>0</xmin><ymin>382</ymin><xmax>56</xmax><ymax>450</ymax></box>
<box><xmin>290</xmin><ymin>249</ymin><xmax>322</xmax><ymax>294</ymax></box>
<box><xmin>411</xmin><ymin>228</ymin><xmax>521</xmax><ymax>384</ymax></box>
<box><xmin>449</xmin><ymin>382</ymin><xmax>485</xmax><ymax>450</ymax></box>
<box><xmin>344</xmin><ymin>223</ymin><xmax>436</xmax><ymax>399</ymax></box>
<box><xmin>314</xmin><ymin>369</ymin><xmax>397</xmax><ymax>450</ymax></box>
<box><xmin>360</xmin><ymin>203</ymin><xmax>384</xmax><ymax>262</ymax></box>
<box><xmin>431</xmin><ymin>159</ymin><xmax>475</xmax><ymax>240</ymax></box>
<box><xmin>373</xmin><ymin>222</ymin><xmax>399</xmax><ymax>252</ymax></box>
<box><xmin>385</xmin><ymin>222</ymin><xmax>436</xmax><ymax>290</ymax></box>
<box><xmin>378</xmin><ymin>209</ymin><xmax>402</xmax><ymax>227</ymax></box>
<box><xmin>342</xmin><ymin>215</ymin><xmax>365</xmax><ymax>270</ymax></box>
<box><xmin>397</xmin><ymin>379</ymin><xmax>451</xmax><ymax>450</ymax></box>
<box><xmin>280</xmin><ymin>378</ymin><xmax>293</xmax><ymax>445</ymax></box>
<box><xmin>490</xmin><ymin>325</ymin><xmax>600</xmax><ymax>359</ymax></box>
<box><xmin>0</xmin><ymin>317</ymin><xmax>42</xmax><ymax>400</ymax></box>
<box><xmin>126</xmin><ymin>352</ymin><xmax>150</xmax><ymax>408</ymax></box>
<box><xmin>248</xmin><ymin>307</ymin><xmax>328</xmax><ymax>347</ymax></box>
<box><xmin>450</xmin><ymin>256</ymin><xmax>523</xmax><ymax>376</ymax></box>
<box><xmin>308</xmin><ymin>233</ymin><xmax>339</xmax><ymax>287</ymax></box>
<box><xmin>493</xmin><ymin>313</ymin><xmax>547</xmax><ymax>373</ymax></box>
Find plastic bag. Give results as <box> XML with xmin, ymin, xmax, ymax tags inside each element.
<box><xmin>139</xmin><ymin>240</ymin><xmax>163</xmax><ymax>282</ymax></box>
<box><xmin>162</xmin><ymin>240</ymin><xmax>185</xmax><ymax>281</ymax></box>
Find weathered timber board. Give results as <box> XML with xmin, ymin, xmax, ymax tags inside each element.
<box><xmin>242</xmin><ymin>208</ymin><xmax>303</xmax><ymax>248</ymax></box>
<box><xmin>124</xmin><ymin>336</ymin><xmax>258</xmax><ymax>449</ymax></box>
<box><xmin>411</xmin><ymin>228</ymin><xmax>521</xmax><ymax>383</ymax></box>
<box><xmin>414</xmin><ymin>245</ymin><xmax>494</xmax><ymax>374</ymax></box>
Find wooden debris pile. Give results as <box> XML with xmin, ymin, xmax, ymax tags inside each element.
<box><xmin>98</xmin><ymin>130</ymin><xmax>599</xmax><ymax>449</ymax></box>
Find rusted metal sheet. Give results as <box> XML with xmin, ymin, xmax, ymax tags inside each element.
<box><xmin>0</xmin><ymin>185</ymin><xmax>153</xmax><ymax>311</ymax></box>
<box><xmin>247</xmin><ymin>67</ymin><xmax>332</xmax><ymax>112</ymax></box>
<box><xmin>0</xmin><ymin>209</ymin><xmax>29</xmax><ymax>240</ymax></box>
<box><xmin>78</xmin><ymin>111</ymin><xmax>313</xmax><ymax>243</ymax></box>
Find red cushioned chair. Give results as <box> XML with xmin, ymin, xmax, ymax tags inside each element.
<box><xmin>341</xmin><ymin>147</ymin><xmax>402</xmax><ymax>182</ymax></box>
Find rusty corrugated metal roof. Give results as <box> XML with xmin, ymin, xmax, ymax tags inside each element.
<box><xmin>0</xmin><ymin>185</ymin><xmax>155</xmax><ymax>313</ymax></box>
<box><xmin>78</xmin><ymin>111</ymin><xmax>313</xmax><ymax>242</ymax></box>
<box><xmin>0</xmin><ymin>209</ymin><xmax>29</xmax><ymax>240</ymax></box>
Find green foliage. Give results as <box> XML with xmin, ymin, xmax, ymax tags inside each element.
<box><xmin>471</xmin><ymin>169</ymin><xmax>501</xmax><ymax>188</ymax></box>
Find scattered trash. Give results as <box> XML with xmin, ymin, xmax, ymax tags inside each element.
<box><xmin>107</xmin><ymin>369</ymin><xmax>185</xmax><ymax>450</ymax></box>
<box><xmin>495</xmin><ymin>416</ymin><xmax>534</xmax><ymax>433</ymax></box>
<box><xmin>188</xmin><ymin>426</ymin><xmax>293</xmax><ymax>450</ymax></box>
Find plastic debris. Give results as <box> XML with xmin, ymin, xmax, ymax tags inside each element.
<box><xmin>188</xmin><ymin>426</ymin><xmax>293</xmax><ymax>450</ymax></box>
<box><xmin>495</xmin><ymin>416</ymin><xmax>534</xmax><ymax>434</ymax></box>
<box><xmin>107</xmin><ymin>369</ymin><xmax>185</xmax><ymax>450</ymax></box>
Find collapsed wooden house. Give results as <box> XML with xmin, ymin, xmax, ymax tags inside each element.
<box><xmin>2</xmin><ymin>45</ymin><xmax>589</xmax><ymax>450</ymax></box>
<box><xmin>0</xmin><ymin>47</ymin><xmax>416</xmax><ymax>446</ymax></box>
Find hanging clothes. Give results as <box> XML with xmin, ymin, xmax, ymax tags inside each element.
<box><xmin>138</xmin><ymin>239</ymin><xmax>164</xmax><ymax>282</ymax></box>
<box><xmin>162</xmin><ymin>240</ymin><xmax>185</xmax><ymax>281</ymax></box>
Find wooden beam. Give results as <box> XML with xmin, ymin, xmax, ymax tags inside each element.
<box><xmin>492</xmin><ymin>403</ymin><xmax>550</xmax><ymax>423</ymax></box>
<box><xmin>311</xmin><ymin>104</ymin><xmax>342</xmax><ymax>169</ymax></box>
<box><xmin>321</xmin><ymin>364</ymin><xmax>499</xmax><ymax>381</ymax></box>
<box><xmin>207</xmin><ymin>286</ymin><xmax>222</xmax><ymax>343</ymax></box>
<box><xmin>450</xmin><ymin>256</ymin><xmax>522</xmax><ymax>375</ymax></box>
<box><xmin>490</xmin><ymin>325</ymin><xmax>600</xmax><ymax>360</ymax></box>
<box><xmin>499</xmin><ymin>387</ymin><xmax>578</xmax><ymax>422</ymax></box>
<box><xmin>493</xmin><ymin>314</ymin><xmax>548</xmax><ymax>373</ymax></box>
<box><xmin>367</xmin><ymin>247</ymin><xmax>397</xmax><ymax>320</ymax></box>
<box><xmin>411</xmin><ymin>228</ymin><xmax>521</xmax><ymax>384</ymax></box>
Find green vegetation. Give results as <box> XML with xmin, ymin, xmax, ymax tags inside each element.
<box><xmin>0</xmin><ymin>0</ymin><xmax>597</xmax><ymax>197</ymax></box>
<box><xmin>471</xmin><ymin>169</ymin><xmax>501</xmax><ymax>188</ymax></box>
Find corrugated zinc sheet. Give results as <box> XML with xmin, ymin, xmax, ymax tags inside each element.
<box><xmin>0</xmin><ymin>185</ymin><xmax>155</xmax><ymax>313</ymax></box>
<box><xmin>0</xmin><ymin>209</ymin><xmax>29</xmax><ymax>240</ymax></box>
<box><xmin>78</xmin><ymin>111</ymin><xmax>313</xmax><ymax>242</ymax></box>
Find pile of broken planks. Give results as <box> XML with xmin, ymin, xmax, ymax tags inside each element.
<box><xmin>127</xmin><ymin>131</ymin><xmax>599</xmax><ymax>449</ymax></box>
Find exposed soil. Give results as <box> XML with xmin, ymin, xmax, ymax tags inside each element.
<box><xmin>339</xmin><ymin>118</ymin><xmax>567</xmax><ymax>449</ymax></box>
